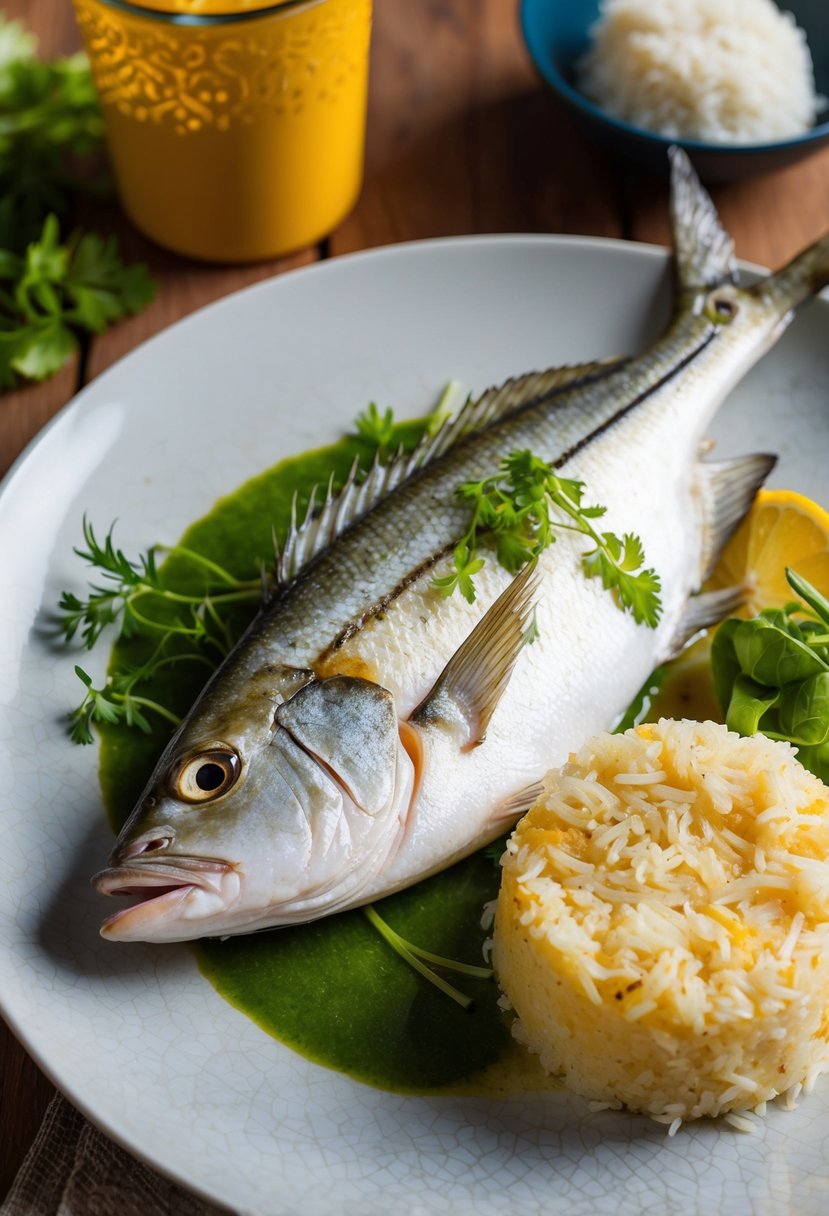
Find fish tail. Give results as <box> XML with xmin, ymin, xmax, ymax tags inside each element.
<box><xmin>752</xmin><ymin>231</ymin><xmax>829</xmax><ymax>317</ymax></box>
<box><xmin>669</xmin><ymin>148</ymin><xmax>736</xmax><ymax>292</ymax></box>
<box><xmin>669</xmin><ymin>145</ymin><xmax>829</xmax><ymax>320</ymax></box>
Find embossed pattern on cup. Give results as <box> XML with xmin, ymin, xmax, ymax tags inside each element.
<box><xmin>73</xmin><ymin>0</ymin><xmax>373</xmax><ymax>261</ymax></box>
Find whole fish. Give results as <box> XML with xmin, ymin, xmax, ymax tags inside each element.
<box><xmin>94</xmin><ymin>152</ymin><xmax>829</xmax><ymax>942</ymax></box>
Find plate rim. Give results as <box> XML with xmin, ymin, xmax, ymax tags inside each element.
<box><xmin>0</xmin><ymin>231</ymin><xmax>820</xmax><ymax>1214</ymax></box>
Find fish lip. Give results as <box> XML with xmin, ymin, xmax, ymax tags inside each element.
<box><xmin>100</xmin><ymin>885</ymin><xmax>195</xmax><ymax>934</ymax></box>
<box><xmin>93</xmin><ymin>856</ymin><xmax>232</xmax><ymax>898</ymax></box>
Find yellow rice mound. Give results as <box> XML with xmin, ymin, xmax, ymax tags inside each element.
<box><xmin>493</xmin><ymin>719</ymin><xmax>829</xmax><ymax>1128</ymax></box>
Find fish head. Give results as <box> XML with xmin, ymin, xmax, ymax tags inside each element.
<box><xmin>93</xmin><ymin>668</ymin><xmax>416</xmax><ymax>943</ymax></box>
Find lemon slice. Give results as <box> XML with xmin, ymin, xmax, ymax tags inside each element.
<box><xmin>707</xmin><ymin>488</ymin><xmax>829</xmax><ymax>616</ymax></box>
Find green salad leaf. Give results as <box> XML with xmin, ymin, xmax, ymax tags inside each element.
<box><xmin>711</xmin><ymin>568</ymin><xmax>829</xmax><ymax>780</ymax></box>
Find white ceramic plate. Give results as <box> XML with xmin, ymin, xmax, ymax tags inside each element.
<box><xmin>2</xmin><ymin>236</ymin><xmax>829</xmax><ymax>1216</ymax></box>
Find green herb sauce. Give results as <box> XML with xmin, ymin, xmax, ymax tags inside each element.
<box><xmin>97</xmin><ymin>423</ymin><xmax>557</xmax><ymax>1095</ymax></box>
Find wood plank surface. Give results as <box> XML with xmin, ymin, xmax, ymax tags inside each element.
<box><xmin>332</xmin><ymin>0</ymin><xmax>621</xmax><ymax>254</ymax></box>
<box><xmin>0</xmin><ymin>1</ymin><xmax>84</xmax><ymax>1192</ymax></box>
<box><xmin>0</xmin><ymin>0</ymin><xmax>83</xmax><ymax>475</ymax></box>
<box><xmin>4</xmin><ymin>0</ymin><xmax>829</xmax><ymax>1203</ymax></box>
<box><xmin>630</xmin><ymin>144</ymin><xmax>829</xmax><ymax>267</ymax></box>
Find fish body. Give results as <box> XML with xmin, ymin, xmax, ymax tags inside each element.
<box><xmin>94</xmin><ymin>153</ymin><xmax>829</xmax><ymax>942</ymax></box>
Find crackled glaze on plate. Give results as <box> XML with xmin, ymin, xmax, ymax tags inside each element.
<box><xmin>1</xmin><ymin>237</ymin><xmax>829</xmax><ymax>1216</ymax></box>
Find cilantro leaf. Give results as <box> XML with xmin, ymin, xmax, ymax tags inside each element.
<box><xmin>353</xmin><ymin>401</ymin><xmax>397</xmax><ymax>450</ymax></box>
<box><xmin>66</xmin><ymin>231</ymin><xmax>155</xmax><ymax>330</ymax></box>
<box><xmin>0</xmin><ymin>214</ymin><xmax>155</xmax><ymax>388</ymax></box>
<box><xmin>435</xmin><ymin>447</ymin><xmax>662</xmax><ymax>628</ymax></box>
<box><xmin>10</xmin><ymin>316</ymin><xmax>76</xmax><ymax>380</ymax></box>
<box><xmin>0</xmin><ymin>18</ymin><xmax>105</xmax><ymax>252</ymax></box>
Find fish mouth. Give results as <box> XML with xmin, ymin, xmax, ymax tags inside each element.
<box><xmin>93</xmin><ymin>857</ymin><xmax>238</xmax><ymax>943</ymax></box>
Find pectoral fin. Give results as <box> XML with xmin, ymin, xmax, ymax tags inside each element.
<box><xmin>697</xmin><ymin>453</ymin><xmax>776</xmax><ymax>581</ymax></box>
<box><xmin>665</xmin><ymin>585</ymin><xmax>747</xmax><ymax>660</ymax></box>
<box><xmin>411</xmin><ymin>563</ymin><xmax>538</xmax><ymax>749</ymax></box>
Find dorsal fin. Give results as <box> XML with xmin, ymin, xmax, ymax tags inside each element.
<box><xmin>276</xmin><ymin>356</ymin><xmax>627</xmax><ymax>587</ymax></box>
<box><xmin>462</xmin><ymin>356</ymin><xmax>627</xmax><ymax>428</ymax></box>
<box><xmin>669</xmin><ymin>147</ymin><xmax>736</xmax><ymax>291</ymax></box>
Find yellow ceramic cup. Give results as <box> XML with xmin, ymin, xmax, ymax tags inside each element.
<box><xmin>72</xmin><ymin>0</ymin><xmax>373</xmax><ymax>261</ymax></box>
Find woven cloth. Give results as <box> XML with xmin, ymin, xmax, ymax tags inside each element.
<box><xmin>1</xmin><ymin>1096</ymin><xmax>229</xmax><ymax>1216</ymax></box>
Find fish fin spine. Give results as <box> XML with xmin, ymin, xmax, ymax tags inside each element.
<box><xmin>670</xmin><ymin>147</ymin><xmax>737</xmax><ymax>292</ymax></box>
<box><xmin>410</xmin><ymin>562</ymin><xmax>539</xmax><ymax>748</ymax></box>
<box><xmin>275</xmin><ymin>359</ymin><xmax>629</xmax><ymax>588</ymax></box>
<box><xmin>665</xmin><ymin>585</ymin><xmax>748</xmax><ymax>660</ymax></box>
<box><xmin>492</xmin><ymin>779</ymin><xmax>545</xmax><ymax>825</ymax></box>
<box><xmin>697</xmin><ymin>452</ymin><xmax>777</xmax><ymax>582</ymax></box>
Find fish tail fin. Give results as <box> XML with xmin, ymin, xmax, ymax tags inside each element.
<box><xmin>669</xmin><ymin>147</ymin><xmax>736</xmax><ymax>292</ymax></box>
<box><xmin>751</xmin><ymin>229</ymin><xmax>829</xmax><ymax>316</ymax></box>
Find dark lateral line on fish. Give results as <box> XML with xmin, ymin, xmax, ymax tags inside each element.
<box><xmin>318</xmin><ymin>546</ymin><xmax>457</xmax><ymax>658</ymax></box>
<box><xmin>547</xmin><ymin>328</ymin><xmax>717</xmax><ymax>469</ymax></box>
<box><xmin>318</xmin><ymin>328</ymin><xmax>717</xmax><ymax>659</ymax></box>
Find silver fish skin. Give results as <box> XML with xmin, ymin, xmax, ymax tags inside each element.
<box><xmin>94</xmin><ymin>151</ymin><xmax>829</xmax><ymax>943</ymax></box>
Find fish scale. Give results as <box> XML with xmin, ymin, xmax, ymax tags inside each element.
<box><xmin>93</xmin><ymin>151</ymin><xmax>829</xmax><ymax>942</ymax></box>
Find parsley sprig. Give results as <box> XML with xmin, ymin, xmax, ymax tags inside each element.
<box><xmin>353</xmin><ymin>381</ymin><xmax>462</xmax><ymax>455</ymax></box>
<box><xmin>353</xmin><ymin>401</ymin><xmax>397</xmax><ymax>451</ymax></box>
<box><xmin>0</xmin><ymin>214</ymin><xmax>155</xmax><ymax>387</ymax></box>
<box><xmin>68</xmin><ymin>650</ymin><xmax>202</xmax><ymax>747</ymax></box>
<box><xmin>59</xmin><ymin>518</ymin><xmax>263</xmax><ymax>741</ymax></box>
<box><xmin>433</xmin><ymin>449</ymin><xmax>662</xmax><ymax>627</ymax></box>
<box><xmin>0</xmin><ymin>18</ymin><xmax>105</xmax><ymax>252</ymax></box>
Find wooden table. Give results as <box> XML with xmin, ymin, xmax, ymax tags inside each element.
<box><xmin>4</xmin><ymin>0</ymin><xmax>829</xmax><ymax>1200</ymax></box>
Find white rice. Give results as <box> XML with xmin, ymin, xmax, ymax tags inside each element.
<box><xmin>492</xmin><ymin>720</ymin><xmax>829</xmax><ymax>1125</ymax></box>
<box><xmin>577</xmin><ymin>0</ymin><xmax>823</xmax><ymax>144</ymax></box>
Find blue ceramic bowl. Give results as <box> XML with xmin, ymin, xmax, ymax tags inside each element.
<box><xmin>520</xmin><ymin>0</ymin><xmax>829</xmax><ymax>181</ymax></box>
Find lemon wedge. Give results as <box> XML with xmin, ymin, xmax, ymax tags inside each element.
<box><xmin>708</xmin><ymin>488</ymin><xmax>829</xmax><ymax>616</ymax></box>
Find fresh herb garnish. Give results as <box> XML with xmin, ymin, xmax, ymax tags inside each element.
<box><xmin>0</xmin><ymin>18</ymin><xmax>154</xmax><ymax>387</ymax></box>
<box><xmin>712</xmin><ymin>568</ymin><xmax>829</xmax><ymax>780</ymax></box>
<box><xmin>353</xmin><ymin>401</ymin><xmax>397</xmax><ymax>451</ymax></box>
<box><xmin>58</xmin><ymin>390</ymin><xmax>434</xmax><ymax>744</ymax></box>
<box><xmin>433</xmin><ymin>448</ymin><xmax>662</xmax><ymax>626</ymax></box>
<box><xmin>363</xmin><ymin>905</ymin><xmax>493</xmax><ymax>1011</ymax></box>
<box><xmin>69</xmin><ymin>655</ymin><xmax>193</xmax><ymax>746</ymax></box>
<box><xmin>59</xmin><ymin>517</ymin><xmax>263</xmax><ymax>741</ymax></box>
<box><xmin>353</xmin><ymin>380</ymin><xmax>463</xmax><ymax>453</ymax></box>
<box><xmin>0</xmin><ymin>18</ymin><xmax>105</xmax><ymax>253</ymax></box>
<box><xmin>0</xmin><ymin>214</ymin><xmax>155</xmax><ymax>387</ymax></box>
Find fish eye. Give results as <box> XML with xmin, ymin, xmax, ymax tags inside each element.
<box><xmin>704</xmin><ymin>289</ymin><xmax>739</xmax><ymax>324</ymax></box>
<box><xmin>173</xmin><ymin>748</ymin><xmax>241</xmax><ymax>804</ymax></box>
